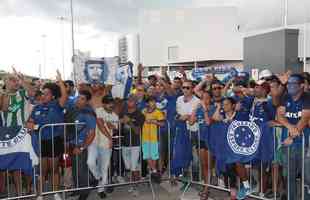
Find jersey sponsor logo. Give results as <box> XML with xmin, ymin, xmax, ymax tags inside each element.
<box><xmin>285</xmin><ymin>111</ymin><xmax>302</xmax><ymax>119</ymax></box>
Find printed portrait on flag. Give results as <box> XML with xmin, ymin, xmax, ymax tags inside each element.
<box><xmin>74</xmin><ymin>52</ymin><xmax>133</xmax><ymax>99</ymax></box>
<box><xmin>84</xmin><ymin>59</ymin><xmax>108</xmax><ymax>84</ymax></box>
<box><xmin>73</xmin><ymin>51</ymin><xmax>118</xmax><ymax>85</ymax></box>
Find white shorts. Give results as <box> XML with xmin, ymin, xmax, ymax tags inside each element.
<box><xmin>122</xmin><ymin>146</ymin><xmax>140</xmax><ymax>171</ymax></box>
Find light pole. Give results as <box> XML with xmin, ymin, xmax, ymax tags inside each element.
<box><xmin>70</xmin><ymin>0</ymin><xmax>76</xmax><ymax>83</ymax></box>
<box><xmin>57</xmin><ymin>16</ymin><xmax>66</xmax><ymax>79</ymax></box>
<box><xmin>35</xmin><ymin>50</ymin><xmax>41</xmax><ymax>78</ymax></box>
<box><xmin>41</xmin><ymin>34</ymin><xmax>47</xmax><ymax>78</ymax></box>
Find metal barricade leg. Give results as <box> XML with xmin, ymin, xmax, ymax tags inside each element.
<box><xmin>181</xmin><ymin>130</ymin><xmax>193</xmax><ymax>199</ymax></box>
<box><xmin>304</xmin><ymin>131</ymin><xmax>310</xmax><ymax>200</ymax></box>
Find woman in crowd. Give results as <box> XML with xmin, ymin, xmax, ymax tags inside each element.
<box><xmin>189</xmin><ymin>90</ymin><xmax>216</xmax><ymax>200</ymax></box>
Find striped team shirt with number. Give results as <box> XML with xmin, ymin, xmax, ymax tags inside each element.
<box><xmin>1</xmin><ymin>90</ymin><xmax>31</xmax><ymax>128</ymax></box>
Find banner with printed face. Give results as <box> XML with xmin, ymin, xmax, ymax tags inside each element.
<box><xmin>74</xmin><ymin>52</ymin><xmax>134</xmax><ymax>99</ymax></box>
<box><xmin>73</xmin><ymin>52</ymin><xmax>118</xmax><ymax>85</ymax></box>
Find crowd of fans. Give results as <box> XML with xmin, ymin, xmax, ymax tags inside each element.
<box><xmin>0</xmin><ymin>65</ymin><xmax>310</xmax><ymax>200</ymax></box>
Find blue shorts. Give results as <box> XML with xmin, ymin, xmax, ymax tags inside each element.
<box><xmin>142</xmin><ymin>142</ymin><xmax>159</xmax><ymax>160</ymax></box>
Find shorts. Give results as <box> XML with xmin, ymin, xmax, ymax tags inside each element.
<box><xmin>122</xmin><ymin>146</ymin><xmax>140</xmax><ymax>171</ymax></box>
<box><xmin>198</xmin><ymin>140</ymin><xmax>208</xmax><ymax>150</ymax></box>
<box><xmin>142</xmin><ymin>142</ymin><xmax>159</xmax><ymax>160</ymax></box>
<box><xmin>41</xmin><ymin>136</ymin><xmax>64</xmax><ymax>158</ymax></box>
<box><xmin>272</xmin><ymin>148</ymin><xmax>284</xmax><ymax>165</ymax></box>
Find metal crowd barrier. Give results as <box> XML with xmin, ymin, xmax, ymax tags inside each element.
<box><xmin>1</xmin><ymin>121</ymin><xmax>309</xmax><ymax>200</ymax></box>
<box><xmin>178</xmin><ymin>124</ymin><xmax>309</xmax><ymax>200</ymax></box>
<box><xmin>0</xmin><ymin>121</ymin><xmax>157</xmax><ymax>200</ymax></box>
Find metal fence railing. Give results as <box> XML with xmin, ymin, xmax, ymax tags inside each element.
<box><xmin>178</xmin><ymin>124</ymin><xmax>310</xmax><ymax>200</ymax></box>
<box><xmin>0</xmin><ymin>121</ymin><xmax>309</xmax><ymax>200</ymax></box>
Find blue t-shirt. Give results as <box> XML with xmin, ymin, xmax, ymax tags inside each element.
<box><xmin>64</xmin><ymin>96</ymin><xmax>77</xmax><ymax>110</ymax></box>
<box><xmin>196</xmin><ymin>104</ymin><xmax>216</xmax><ymax>142</ymax></box>
<box><xmin>31</xmin><ymin>100</ymin><xmax>64</xmax><ymax>140</ymax></box>
<box><xmin>156</xmin><ymin>93</ymin><xmax>177</xmax><ymax>124</ymax></box>
<box><xmin>233</xmin><ymin>96</ymin><xmax>253</xmax><ymax>121</ymax></box>
<box><xmin>137</xmin><ymin>99</ymin><xmax>146</xmax><ymax>111</ymax></box>
<box><xmin>281</xmin><ymin>93</ymin><xmax>310</xmax><ymax>146</ymax></box>
<box><xmin>72</xmin><ymin>106</ymin><xmax>96</xmax><ymax>145</ymax></box>
<box><xmin>249</xmin><ymin>98</ymin><xmax>276</xmax><ymax>124</ymax></box>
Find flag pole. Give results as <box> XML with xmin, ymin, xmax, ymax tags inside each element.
<box><xmin>303</xmin><ymin>23</ymin><xmax>307</xmax><ymax>72</ymax></box>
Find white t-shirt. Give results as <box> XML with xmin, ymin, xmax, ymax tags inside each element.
<box><xmin>176</xmin><ymin>95</ymin><xmax>200</xmax><ymax>131</ymax></box>
<box><xmin>176</xmin><ymin>95</ymin><xmax>200</xmax><ymax>116</ymax></box>
<box><xmin>95</xmin><ymin>107</ymin><xmax>119</xmax><ymax>149</ymax></box>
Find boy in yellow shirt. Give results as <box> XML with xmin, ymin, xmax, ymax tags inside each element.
<box><xmin>142</xmin><ymin>97</ymin><xmax>165</xmax><ymax>181</ymax></box>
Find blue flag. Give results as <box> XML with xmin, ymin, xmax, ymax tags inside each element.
<box><xmin>171</xmin><ymin>121</ymin><xmax>192</xmax><ymax>176</ymax></box>
<box><xmin>209</xmin><ymin>120</ymin><xmax>274</xmax><ymax>173</ymax></box>
<box><xmin>0</xmin><ymin>126</ymin><xmax>38</xmax><ymax>175</ymax></box>
<box><xmin>111</xmin><ymin>62</ymin><xmax>133</xmax><ymax>99</ymax></box>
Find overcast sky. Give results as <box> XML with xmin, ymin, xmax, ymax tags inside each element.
<box><xmin>0</xmin><ymin>0</ymin><xmax>309</xmax><ymax>79</ymax></box>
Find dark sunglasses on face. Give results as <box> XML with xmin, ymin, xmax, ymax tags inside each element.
<box><xmin>182</xmin><ymin>86</ymin><xmax>191</xmax><ymax>90</ymax></box>
<box><xmin>212</xmin><ymin>87</ymin><xmax>222</xmax><ymax>90</ymax></box>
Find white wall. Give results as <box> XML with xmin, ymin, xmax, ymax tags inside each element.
<box><xmin>139</xmin><ymin>7</ymin><xmax>243</xmax><ymax>66</ymax></box>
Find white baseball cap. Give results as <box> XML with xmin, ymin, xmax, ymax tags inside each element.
<box><xmin>259</xmin><ymin>69</ymin><xmax>273</xmax><ymax>80</ymax></box>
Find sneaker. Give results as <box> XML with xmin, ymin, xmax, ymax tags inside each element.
<box><xmin>151</xmin><ymin>172</ymin><xmax>161</xmax><ymax>184</ymax></box>
<box><xmin>116</xmin><ymin>176</ymin><xmax>125</xmax><ymax>183</ymax></box>
<box><xmin>130</xmin><ymin>186</ymin><xmax>139</xmax><ymax>197</ymax></box>
<box><xmin>237</xmin><ymin>186</ymin><xmax>251</xmax><ymax>200</ymax></box>
<box><xmin>218</xmin><ymin>178</ymin><xmax>226</xmax><ymax>187</ymax></box>
<box><xmin>265</xmin><ymin>190</ymin><xmax>280</xmax><ymax>199</ymax></box>
<box><xmin>90</xmin><ymin>179</ymin><xmax>99</xmax><ymax>187</ymax></box>
<box><xmin>280</xmin><ymin>193</ymin><xmax>287</xmax><ymax>200</ymax></box>
<box><xmin>36</xmin><ymin>196</ymin><xmax>43</xmax><ymax>200</ymax></box>
<box><xmin>98</xmin><ymin>191</ymin><xmax>107</xmax><ymax>199</ymax></box>
<box><xmin>0</xmin><ymin>192</ymin><xmax>8</xmax><ymax>199</ymax></box>
<box><xmin>54</xmin><ymin>193</ymin><xmax>63</xmax><ymax>200</ymax></box>
<box><xmin>128</xmin><ymin>186</ymin><xmax>135</xmax><ymax>193</ymax></box>
<box><xmin>132</xmin><ymin>189</ymin><xmax>139</xmax><ymax>197</ymax></box>
<box><xmin>210</xmin><ymin>176</ymin><xmax>218</xmax><ymax>186</ymax></box>
<box><xmin>105</xmin><ymin>186</ymin><xmax>114</xmax><ymax>193</ymax></box>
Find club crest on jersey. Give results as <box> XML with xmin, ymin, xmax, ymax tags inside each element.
<box><xmin>0</xmin><ymin>127</ymin><xmax>27</xmax><ymax>149</ymax></box>
<box><xmin>227</xmin><ymin>121</ymin><xmax>261</xmax><ymax>156</ymax></box>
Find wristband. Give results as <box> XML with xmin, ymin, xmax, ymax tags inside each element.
<box><xmin>34</xmin><ymin>125</ymin><xmax>39</xmax><ymax>130</ymax></box>
<box><xmin>79</xmin><ymin>146</ymin><xmax>85</xmax><ymax>152</ymax></box>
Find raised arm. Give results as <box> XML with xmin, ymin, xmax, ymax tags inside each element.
<box><xmin>56</xmin><ymin>70</ymin><xmax>68</xmax><ymax>107</ymax></box>
<box><xmin>194</xmin><ymin>79</ymin><xmax>208</xmax><ymax>98</ymax></box>
<box><xmin>179</xmin><ymin>66</ymin><xmax>188</xmax><ymax>82</ymax></box>
<box><xmin>158</xmin><ymin>78</ymin><xmax>175</xmax><ymax>96</ymax></box>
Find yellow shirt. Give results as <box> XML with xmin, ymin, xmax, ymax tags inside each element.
<box><xmin>142</xmin><ymin>109</ymin><xmax>165</xmax><ymax>143</ymax></box>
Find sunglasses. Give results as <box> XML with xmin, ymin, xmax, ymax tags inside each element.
<box><xmin>212</xmin><ymin>87</ymin><xmax>222</xmax><ymax>90</ymax></box>
<box><xmin>182</xmin><ymin>86</ymin><xmax>191</xmax><ymax>90</ymax></box>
